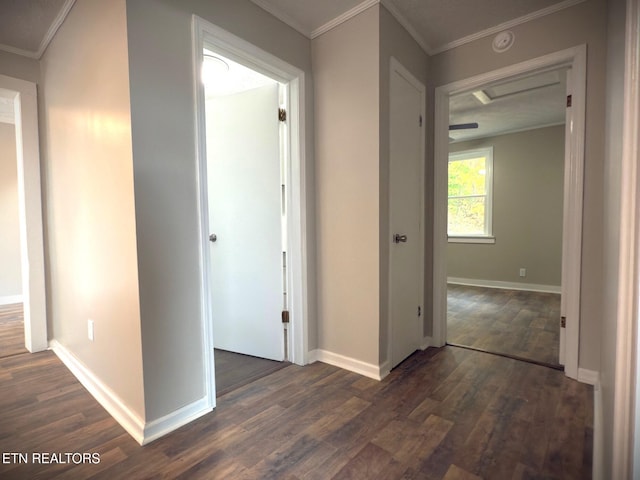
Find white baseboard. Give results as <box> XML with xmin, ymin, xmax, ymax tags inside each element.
<box><xmin>50</xmin><ymin>340</ymin><xmax>214</xmax><ymax>445</ymax></box>
<box><xmin>421</xmin><ymin>336</ymin><xmax>433</xmax><ymax>350</ymax></box>
<box><xmin>577</xmin><ymin>368</ymin><xmax>600</xmax><ymax>386</ymax></box>
<box><xmin>50</xmin><ymin>340</ymin><xmax>145</xmax><ymax>444</ymax></box>
<box><xmin>142</xmin><ymin>397</ymin><xmax>212</xmax><ymax>445</ymax></box>
<box><xmin>0</xmin><ymin>295</ymin><xmax>23</xmax><ymax>306</ymax></box>
<box><xmin>447</xmin><ymin>277</ymin><xmax>561</xmax><ymax>294</ymax></box>
<box><xmin>308</xmin><ymin>349</ymin><xmax>388</xmax><ymax>380</ymax></box>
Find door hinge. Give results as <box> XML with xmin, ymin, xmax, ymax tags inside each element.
<box><xmin>282</xmin><ymin>310</ymin><xmax>290</xmax><ymax>323</ymax></box>
<box><xmin>278</xmin><ymin>108</ymin><xmax>287</xmax><ymax>122</ymax></box>
<box><xmin>560</xmin><ymin>316</ymin><xmax>566</xmax><ymax>328</ymax></box>
<box><xmin>419</xmin><ymin>115</ymin><xmax>423</xmax><ymax>127</ymax></box>
<box><xmin>566</xmin><ymin>95</ymin><xmax>572</xmax><ymax>108</ymax></box>
<box><xmin>418</xmin><ymin>306</ymin><xmax>422</xmax><ymax>317</ymax></box>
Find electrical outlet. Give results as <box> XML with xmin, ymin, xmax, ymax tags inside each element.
<box><xmin>88</xmin><ymin>319</ymin><xmax>94</xmax><ymax>342</ymax></box>
<box><xmin>519</xmin><ymin>268</ymin><xmax>526</xmax><ymax>277</ymax></box>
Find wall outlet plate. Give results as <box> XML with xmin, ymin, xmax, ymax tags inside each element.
<box><xmin>88</xmin><ymin>319</ymin><xmax>94</xmax><ymax>341</ymax></box>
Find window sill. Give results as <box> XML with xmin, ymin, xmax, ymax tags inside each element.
<box><xmin>448</xmin><ymin>236</ymin><xmax>496</xmax><ymax>244</ymax></box>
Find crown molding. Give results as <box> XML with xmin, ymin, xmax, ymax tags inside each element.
<box><xmin>0</xmin><ymin>43</ymin><xmax>39</xmax><ymax>59</ymax></box>
<box><xmin>250</xmin><ymin>0</ymin><xmax>311</xmax><ymax>37</ymax></box>
<box><xmin>36</xmin><ymin>0</ymin><xmax>76</xmax><ymax>59</ymax></box>
<box><xmin>0</xmin><ymin>0</ymin><xmax>75</xmax><ymax>59</ymax></box>
<box><xmin>430</xmin><ymin>0</ymin><xmax>587</xmax><ymax>55</ymax></box>
<box><xmin>311</xmin><ymin>0</ymin><xmax>379</xmax><ymax>38</ymax></box>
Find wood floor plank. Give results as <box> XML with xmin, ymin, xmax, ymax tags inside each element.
<box><xmin>332</xmin><ymin>442</ymin><xmax>396</xmax><ymax>480</ymax></box>
<box><xmin>0</xmin><ymin>304</ymin><xmax>27</xmax><ymax>359</ymax></box>
<box><xmin>0</xmin><ymin>306</ymin><xmax>592</xmax><ymax>480</ymax></box>
<box><xmin>442</xmin><ymin>464</ymin><xmax>482</xmax><ymax>480</ymax></box>
<box><xmin>214</xmin><ymin>349</ymin><xmax>289</xmax><ymax>396</ymax></box>
<box><xmin>448</xmin><ymin>285</ymin><xmax>560</xmax><ymax>366</ymax></box>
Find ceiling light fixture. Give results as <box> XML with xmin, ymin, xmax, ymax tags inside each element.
<box><xmin>202</xmin><ymin>54</ymin><xmax>230</xmax><ymax>84</ymax></box>
<box><xmin>472</xmin><ymin>90</ymin><xmax>493</xmax><ymax>105</ymax></box>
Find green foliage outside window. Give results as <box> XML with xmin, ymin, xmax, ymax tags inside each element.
<box><xmin>448</xmin><ymin>155</ymin><xmax>488</xmax><ymax>235</ymax></box>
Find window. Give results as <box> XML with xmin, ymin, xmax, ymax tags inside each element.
<box><xmin>448</xmin><ymin>147</ymin><xmax>494</xmax><ymax>243</ymax></box>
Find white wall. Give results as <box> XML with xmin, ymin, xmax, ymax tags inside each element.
<box><xmin>125</xmin><ymin>0</ymin><xmax>314</xmax><ymax>422</ymax></box>
<box><xmin>430</xmin><ymin>0</ymin><xmax>607</xmax><ymax>371</ymax></box>
<box><xmin>0</xmin><ymin>122</ymin><xmax>22</xmax><ymax>300</ymax></box>
<box><xmin>313</xmin><ymin>6</ymin><xmax>380</xmax><ymax>366</ymax></box>
<box><xmin>40</xmin><ymin>0</ymin><xmax>145</xmax><ymax>418</ymax></box>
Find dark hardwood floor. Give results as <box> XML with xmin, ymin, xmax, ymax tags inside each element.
<box><xmin>447</xmin><ymin>285</ymin><xmax>561</xmax><ymax>367</ymax></box>
<box><xmin>0</xmin><ymin>303</ymin><xmax>27</xmax><ymax>358</ymax></box>
<box><xmin>215</xmin><ymin>349</ymin><xmax>289</xmax><ymax>397</ymax></box>
<box><xmin>0</xmin><ymin>343</ymin><xmax>592</xmax><ymax>479</ymax></box>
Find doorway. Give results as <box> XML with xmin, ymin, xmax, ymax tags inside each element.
<box><xmin>193</xmin><ymin>18</ymin><xmax>308</xmax><ymax>405</ymax></box>
<box><xmin>204</xmin><ymin>52</ymin><xmax>285</xmax><ymax>363</ymax></box>
<box><xmin>432</xmin><ymin>46</ymin><xmax>587</xmax><ymax>379</ymax></box>
<box><xmin>0</xmin><ymin>107</ymin><xmax>26</xmax><ymax>358</ymax></box>
<box><xmin>445</xmin><ymin>69</ymin><xmax>567</xmax><ymax>368</ymax></box>
<box><xmin>0</xmin><ymin>75</ymin><xmax>46</xmax><ymax>355</ymax></box>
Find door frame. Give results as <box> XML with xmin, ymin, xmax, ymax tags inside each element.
<box><xmin>432</xmin><ymin>45</ymin><xmax>586</xmax><ymax>380</ymax></box>
<box><xmin>0</xmin><ymin>74</ymin><xmax>47</xmax><ymax>353</ymax></box>
<box><xmin>387</xmin><ymin>57</ymin><xmax>426</xmax><ymax>369</ymax></box>
<box><xmin>614</xmin><ymin>0</ymin><xmax>640</xmax><ymax>477</ymax></box>
<box><xmin>192</xmin><ymin>16</ymin><xmax>309</xmax><ymax>406</ymax></box>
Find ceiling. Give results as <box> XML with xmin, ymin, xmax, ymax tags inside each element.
<box><xmin>0</xmin><ymin>0</ymin><xmax>586</xmax><ymax>59</ymax></box>
<box><xmin>0</xmin><ymin>0</ymin><xmax>74</xmax><ymax>59</ymax></box>
<box><xmin>449</xmin><ymin>69</ymin><xmax>567</xmax><ymax>142</ymax></box>
<box><xmin>250</xmin><ymin>0</ymin><xmax>585</xmax><ymax>53</ymax></box>
<box><xmin>0</xmin><ymin>0</ymin><xmax>578</xmax><ymax>136</ymax></box>
<box><xmin>203</xmin><ymin>50</ymin><xmax>277</xmax><ymax>97</ymax></box>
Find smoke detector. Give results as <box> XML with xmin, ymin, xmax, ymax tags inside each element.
<box><xmin>492</xmin><ymin>31</ymin><xmax>515</xmax><ymax>53</ymax></box>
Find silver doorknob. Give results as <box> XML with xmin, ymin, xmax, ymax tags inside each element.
<box><xmin>393</xmin><ymin>234</ymin><xmax>407</xmax><ymax>243</ymax></box>
<box><xmin>209</xmin><ymin>233</ymin><xmax>217</xmax><ymax>242</ymax></box>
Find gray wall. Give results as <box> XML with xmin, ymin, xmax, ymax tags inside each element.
<box><xmin>601</xmin><ymin>0</ymin><xmax>626</xmax><ymax>475</ymax></box>
<box><xmin>379</xmin><ymin>5</ymin><xmax>429</xmax><ymax>362</ymax></box>
<box><xmin>448</xmin><ymin>126</ymin><xmax>564</xmax><ymax>287</ymax></box>
<box><xmin>40</xmin><ymin>0</ymin><xmax>145</xmax><ymax>418</ymax></box>
<box><xmin>312</xmin><ymin>4</ymin><xmax>429</xmax><ymax>368</ymax></box>
<box><xmin>0</xmin><ymin>122</ymin><xmax>22</xmax><ymax>299</ymax></box>
<box><xmin>430</xmin><ymin>0</ymin><xmax>607</xmax><ymax>371</ymax></box>
<box><xmin>125</xmin><ymin>0</ymin><xmax>315</xmax><ymax>421</ymax></box>
<box><xmin>313</xmin><ymin>5</ymin><xmax>380</xmax><ymax>365</ymax></box>
<box><xmin>0</xmin><ymin>50</ymin><xmax>39</xmax><ymax>83</ymax></box>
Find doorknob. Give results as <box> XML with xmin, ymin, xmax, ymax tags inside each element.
<box><xmin>209</xmin><ymin>233</ymin><xmax>217</xmax><ymax>243</ymax></box>
<box><xmin>393</xmin><ymin>234</ymin><xmax>407</xmax><ymax>243</ymax></box>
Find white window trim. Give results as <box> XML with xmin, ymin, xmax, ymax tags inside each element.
<box><xmin>448</xmin><ymin>236</ymin><xmax>495</xmax><ymax>244</ymax></box>
<box><xmin>447</xmin><ymin>146</ymin><xmax>494</xmax><ymax>240</ymax></box>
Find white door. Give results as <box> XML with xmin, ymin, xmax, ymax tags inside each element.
<box><xmin>389</xmin><ymin>61</ymin><xmax>424</xmax><ymax>368</ymax></box>
<box><xmin>206</xmin><ymin>83</ymin><xmax>284</xmax><ymax>361</ymax></box>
